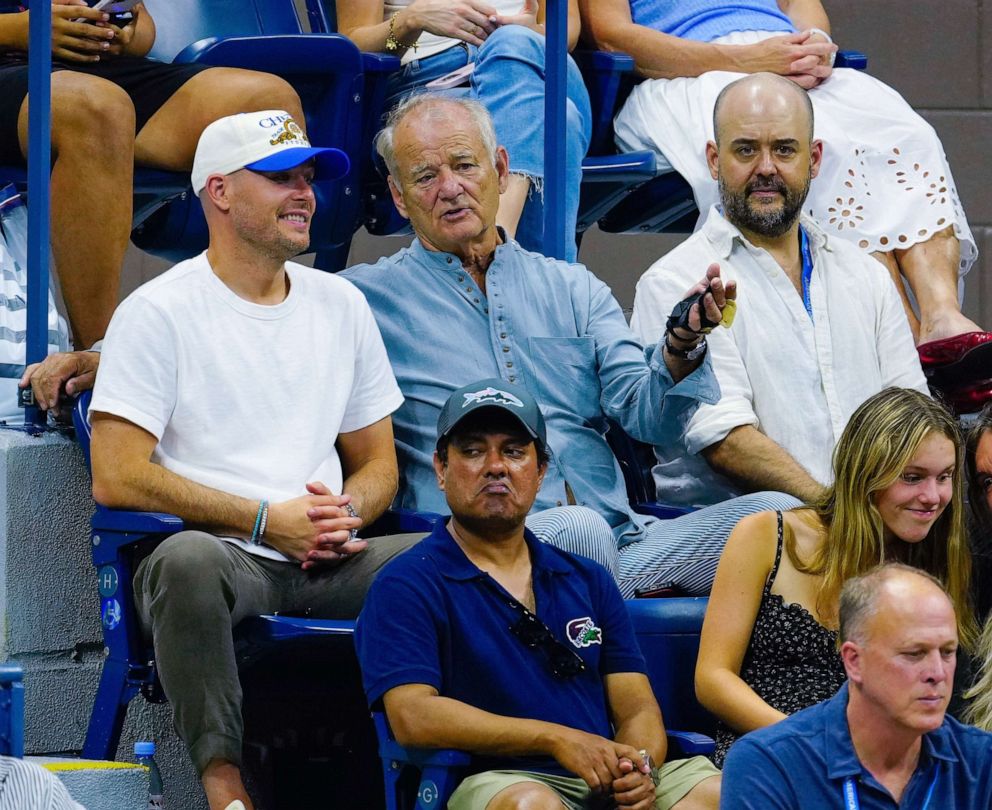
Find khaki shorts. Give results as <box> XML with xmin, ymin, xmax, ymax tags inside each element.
<box><xmin>448</xmin><ymin>756</ymin><xmax>719</xmax><ymax>810</ymax></box>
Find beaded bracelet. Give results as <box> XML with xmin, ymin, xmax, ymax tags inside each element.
<box><xmin>250</xmin><ymin>499</ymin><xmax>269</xmax><ymax>545</ymax></box>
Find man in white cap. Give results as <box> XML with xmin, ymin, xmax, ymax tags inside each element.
<box><xmin>87</xmin><ymin>110</ymin><xmax>422</xmax><ymax>810</ymax></box>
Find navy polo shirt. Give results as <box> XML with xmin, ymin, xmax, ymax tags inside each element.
<box><xmin>722</xmin><ymin>683</ymin><xmax>992</xmax><ymax>809</ymax></box>
<box><xmin>356</xmin><ymin>521</ymin><xmax>647</xmax><ymax>776</ymax></box>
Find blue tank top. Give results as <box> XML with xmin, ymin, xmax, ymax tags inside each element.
<box><xmin>629</xmin><ymin>0</ymin><xmax>795</xmax><ymax>43</ymax></box>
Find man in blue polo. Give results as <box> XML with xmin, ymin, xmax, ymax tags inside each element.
<box><xmin>357</xmin><ymin>379</ymin><xmax>720</xmax><ymax>810</ymax></box>
<box><xmin>723</xmin><ymin>563</ymin><xmax>992</xmax><ymax>809</ymax></box>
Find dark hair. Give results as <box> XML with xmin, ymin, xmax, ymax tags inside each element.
<box><xmin>436</xmin><ymin>408</ymin><xmax>550</xmax><ymax>467</ymax></box>
<box><xmin>966</xmin><ymin>402</ymin><xmax>992</xmax><ymax>534</ymax></box>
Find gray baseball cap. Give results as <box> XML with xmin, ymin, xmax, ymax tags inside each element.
<box><xmin>437</xmin><ymin>378</ymin><xmax>547</xmax><ymax>450</ymax></box>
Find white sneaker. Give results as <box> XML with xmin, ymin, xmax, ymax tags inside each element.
<box><xmin>224</xmin><ymin>802</ymin><xmax>246</xmax><ymax>810</ymax></box>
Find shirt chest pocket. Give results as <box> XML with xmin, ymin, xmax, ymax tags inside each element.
<box><xmin>527</xmin><ymin>337</ymin><xmax>601</xmax><ymax>421</ymax></box>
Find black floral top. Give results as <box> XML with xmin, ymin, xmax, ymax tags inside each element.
<box><xmin>713</xmin><ymin>511</ymin><xmax>847</xmax><ymax>766</ymax></box>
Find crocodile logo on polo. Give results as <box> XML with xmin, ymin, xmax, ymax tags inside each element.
<box><xmin>566</xmin><ymin>617</ymin><xmax>602</xmax><ymax>648</ymax></box>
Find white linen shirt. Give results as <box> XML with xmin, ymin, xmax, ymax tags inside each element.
<box><xmin>630</xmin><ymin>206</ymin><xmax>928</xmax><ymax>506</ymax></box>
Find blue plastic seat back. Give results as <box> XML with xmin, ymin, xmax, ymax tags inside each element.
<box><xmin>129</xmin><ymin>0</ymin><xmax>367</xmax><ymax>271</ymax></box>
<box><xmin>0</xmin><ymin>664</ymin><xmax>24</xmax><ymax>758</ymax></box>
<box><xmin>145</xmin><ymin>0</ymin><xmax>306</xmax><ymax>63</ymax></box>
<box><xmin>626</xmin><ymin>598</ymin><xmax>716</xmax><ymax>737</ymax></box>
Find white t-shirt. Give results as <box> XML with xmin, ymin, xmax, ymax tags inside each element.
<box><xmin>384</xmin><ymin>0</ymin><xmax>524</xmax><ymax>64</ymax></box>
<box><xmin>91</xmin><ymin>253</ymin><xmax>403</xmax><ymax>561</ymax></box>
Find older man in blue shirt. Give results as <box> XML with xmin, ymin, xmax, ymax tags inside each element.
<box><xmin>343</xmin><ymin>93</ymin><xmax>798</xmax><ymax>596</ymax></box>
<box><xmin>722</xmin><ymin>564</ymin><xmax>992</xmax><ymax>809</ymax></box>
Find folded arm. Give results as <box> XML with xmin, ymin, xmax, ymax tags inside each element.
<box><xmin>579</xmin><ymin>0</ymin><xmax>834</xmax><ymax>80</ymax></box>
<box><xmin>384</xmin><ymin>682</ymin><xmax>647</xmax><ymax>793</ymax></box>
<box><xmin>702</xmin><ymin>425</ymin><xmax>825</xmax><ymax>503</ymax></box>
<box><xmin>338</xmin><ymin>0</ymin><xmax>579</xmax><ymax>54</ymax></box>
<box><xmin>604</xmin><ymin>672</ymin><xmax>667</xmax><ymax>809</ymax></box>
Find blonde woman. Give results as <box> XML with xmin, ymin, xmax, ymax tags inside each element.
<box><xmin>696</xmin><ymin>387</ymin><xmax>976</xmax><ymax>765</ymax></box>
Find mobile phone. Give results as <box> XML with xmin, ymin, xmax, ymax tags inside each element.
<box><xmin>90</xmin><ymin>0</ymin><xmax>140</xmax><ymax>12</ymax></box>
<box><xmin>425</xmin><ymin>63</ymin><xmax>475</xmax><ymax>90</ymax></box>
<box><xmin>88</xmin><ymin>0</ymin><xmax>139</xmax><ymax>24</ymax></box>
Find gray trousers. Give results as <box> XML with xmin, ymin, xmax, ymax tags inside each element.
<box><xmin>133</xmin><ymin>530</ymin><xmax>424</xmax><ymax>775</ymax></box>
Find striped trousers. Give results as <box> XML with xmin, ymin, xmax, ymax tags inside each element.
<box><xmin>527</xmin><ymin>492</ymin><xmax>801</xmax><ymax>598</ymax></box>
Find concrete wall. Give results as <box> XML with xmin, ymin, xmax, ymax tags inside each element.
<box><xmin>0</xmin><ymin>432</ymin><xmax>203</xmax><ymax>808</ymax></box>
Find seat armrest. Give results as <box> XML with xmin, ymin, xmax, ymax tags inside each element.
<box><xmin>379</xmin><ymin>739</ymin><xmax>472</xmax><ymax>769</ymax></box>
<box><xmin>666</xmin><ymin>729</ymin><xmax>715</xmax><ymax>757</ymax></box>
<box><xmin>91</xmin><ymin>506</ymin><xmax>184</xmax><ymax>535</ymax></box>
<box><xmin>361</xmin><ymin>51</ymin><xmax>402</xmax><ymax>74</ymax></box>
<box><xmin>835</xmin><ymin>50</ymin><xmax>868</xmax><ymax>70</ymax></box>
<box><xmin>633</xmin><ymin>503</ymin><xmax>693</xmax><ymax>520</ymax></box>
<box><xmin>173</xmin><ymin>33</ymin><xmax>363</xmax><ymax>76</ymax></box>
<box><xmin>366</xmin><ymin>508</ymin><xmax>445</xmax><ymax>536</ymax></box>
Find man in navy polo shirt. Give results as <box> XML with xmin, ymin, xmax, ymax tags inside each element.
<box><xmin>357</xmin><ymin>379</ymin><xmax>720</xmax><ymax>810</ymax></box>
<box><xmin>723</xmin><ymin>563</ymin><xmax>992</xmax><ymax>809</ymax></box>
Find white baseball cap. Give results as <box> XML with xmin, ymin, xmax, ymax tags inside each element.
<box><xmin>191</xmin><ymin>110</ymin><xmax>350</xmax><ymax>194</ymax></box>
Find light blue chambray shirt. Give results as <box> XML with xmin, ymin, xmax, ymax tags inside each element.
<box><xmin>342</xmin><ymin>236</ymin><xmax>719</xmax><ymax>546</ymax></box>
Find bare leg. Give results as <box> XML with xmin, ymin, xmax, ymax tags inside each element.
<box><xmin>201</xmin><ymin>759</ymin><xmax>254</xmax><ymax>810</ymax></box>
<box><xmin>672</xmin><ymin>774</ymin><xmax>721</xmax><ymax>809</ymax></box>
<box><xmin>497</xmin><ymin>174</ymin><xmax>530</xmax><ymax>241</ymax></box>
<box><xmin>894</xmin><ymin>226</ymin><xmax>982</xmax><ymax>344</ymax></box>
<box><xmin>486</xmin><ymin>781</ymin><xmax>565</xmax><ymax>809</ymax></box>
<box><xmin>872</xmin><ymin>249</ymin><xmax>920</xmax><ymax>343</ymax></box>
<box><xmin>134</xmin><ymin>68</ymin><xmax>303</xmax><ymax>170</ymax></box>
<box><xmin>18</xmin><ymin>73</ymin><xmax>135</xmax><ymax>350</ymax></box>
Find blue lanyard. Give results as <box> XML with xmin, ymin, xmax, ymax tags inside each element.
<box><xmin>799</xmin><ymin>226</ymin><xmax>815</xmax><ymax>321</ymax></box>
<box><xmin>842</xmin><ymin>771</ymin><xmax>938</xmax><ymax>810</ymax></box>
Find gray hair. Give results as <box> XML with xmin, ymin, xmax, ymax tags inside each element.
<box><xmin>839</xmin><ymin>562</ymin><xmax>951</xmax><ymax>644</ymax></box>
<box><xmin>374</xmin><ymin>92</ymin><xmax>498</xmax><ymax>178</ymax></box>
<box><xmin>712</xmin><ymin>72</ymin><xmax>815</xmax><ymax>146</ymax></box>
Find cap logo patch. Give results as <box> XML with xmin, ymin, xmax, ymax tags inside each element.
<box><xmin>268</xmin><ymin>118</ymin><xmax>308</xmax><ymax>147</ymax></box>
<box><xmin>566</xmin><ymin>617</ymin><xmax>602</xmax><ymax>648</ymax></box>
<box><xmin>462</xmin><ymin>387</ymin><xmax>524</xmax><ymax>409</ymax></box>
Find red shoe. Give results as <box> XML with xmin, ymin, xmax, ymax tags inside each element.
<box><xmin>917</xmin><ymin>332</ymin><xmax>992</xmax><ymax>414</ymax></box>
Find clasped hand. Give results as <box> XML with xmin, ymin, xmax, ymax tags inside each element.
<box><xmin>741</xmin><ymin>31</ymin><xmax>838</xmax><ymax>90</ymax></box>
<box><xmin>551</xmin><ymin>729</ymin><xmax>654</xmax><ymax>808</ymax></box>
<box><xmin>405</xmin><ymin>0</ymin><xmax>537</xmax><ymax>46</ymax></box>
<box><xmin>266</xmin><ymin>482</ymin><xmax>365</xmax><ymax>570</ymax></box>
<box><xmin>49</xmin><ymin>0</ymin><xmax>138</xmax><ymax>62</ymax></box>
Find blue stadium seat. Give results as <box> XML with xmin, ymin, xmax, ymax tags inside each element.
<box><xmin>627</xmin><ymin>597</ymin><xmax>716</xmax><ymax>739</ymax></box>
<box><xmin>606</xmin><ymin>419</ymin><xmax>694</xmax><ymax>520</ymax></box>
<box><xmin>0</xmin><ymin>1</ymin><xmax>371</xmax><ymax>273</ymax></box>
<box><xmin>0</xmin><ymin>664</ymin><xmax>24</xmax><ymax>758</ymax></box>
<box><xmin>70</xmin><ymin>390</ymin><xmax>425</xmax><ymax>763</ymax></box>
<box><xmin>128</xmin><ymin>0</ymin><xmax>368</xmax><ymax>272</ymax></box>
<box><xmin>368</xmin><ymin>598</ymin><xmax>714</xmax><ymax>810</ymax></box>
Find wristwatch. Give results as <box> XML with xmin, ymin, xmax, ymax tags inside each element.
<box><xmin>638</xmin><ymin>749</ymin><xmax>661</xmax><ymax>788</ymax></box>
<box><xmin>664</xmin><ymin>331</ymin><xmax>707</xmax><ymax>362</ymax></box>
